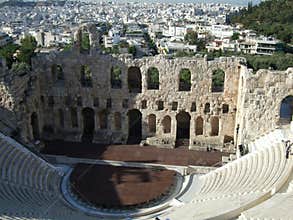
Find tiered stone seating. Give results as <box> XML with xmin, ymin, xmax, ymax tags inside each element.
<box><xmin>0</xmin><ymin>132</ymin><xmax>99</xmax><ymax>220</ymax></box>
<box><xmin>160</xmin><ymin>128</ymin><xmax>293</xmax><ymax>220</ymax></box>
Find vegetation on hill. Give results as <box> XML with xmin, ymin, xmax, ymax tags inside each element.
<box><xmin>230</xmin><ymin>0</ymin><xmax>293</xmax><ymax>44</ymax></box>
<box><xmin>0</xmin><ymin>35</ymin><xmax>37</xmax><ymax>68</ymax></box>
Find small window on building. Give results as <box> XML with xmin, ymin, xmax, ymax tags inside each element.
<box><xmin>204</xmin><ymin>103</ymin><xmax>210</xmax><ymax>114</ymax></box>
<box><xmin>148</xmin><ymin>114</ymin><xmax>156</xmax><ymax>133</ymax></box>
<box><xmin>71</xmin><ymin>108</ymin><xmax>78</xmax><ymax>128</ymax></box>
<box><xmin>99</xmin><ymin>110</ymin><xmax>108</xmax><ymax>129</ymax></box>
<box><xmin>58</xmin><ymin>109</ymin><xmax>64</xmax><ymax>128</ymax></box>
<box><xmin>147</xmin><ymin>67</ymin><xmax>160</xmax><ymax>90</ymax></box>
<box><xmin>191</xmin><ymin>102</ymin><xmax>196</xmax><ymax>112</ymax></box>
<box><xmin>222</xmin><ymin>104</ymin><xmax>229</xmax><ymax>114</ymax></box>
<box><xmin>77</xmin><ymin>96</ymin><xmax>82</xmax><ymax>106</ymax></box>
<box><xmin>111</xmin><ymin>66</ymin><xmax>122</xmax><ymax>89</ymax></box>
<box><xmin>122</xmin><ymin>99</ymin><xmax>128</xmax><ymax>108</ymax></box>
<box><xmin>179</xmin><ymin>68</ymin><xmax>191</xmax><ymax>91</ymax></box>
<box><xmin>48</xmin><ymin>96</ymin><xmax>54</xmax><ymax>107</ymax></box>
<box><xmin>80</xmin><ymin>65</ymin><xmax>92</xmax><ymax>87</ymax></box>
<box><xmin>65</xmin><ymin>96</ymin><xmax>72</xmax><ymax>106</ymax></box>
<box><xmin>172</xmin><ymin>102</ymin><xmax>178</xmax><ymax>111</ymax></box>
<box><xmin>157</xmin><ymin>101</ymin><xmax>164</xmax><ymax>111</ymax></box>
<box><xmin>212</xmin><ymin>68</ymin><xmax>225</xmax><ymax>92</ymax></box>
<box><xmin>114</xmin><ymin>112</ymin><xmax>122</xmax><ymax>130</ymax></box>
<box><xmin>93</xmin><ymin>97</ymin><xmax>99</xmax><ymax>107</ymax></box>
<box><xmin>141</xmin><ymin>100</ymin><xmax>147</xmax><ymax>109</ymax></box>
<box><xmin>106</xmin><ymin>98</ymin><xmax>112</xmax><ymax>108</ymax></box>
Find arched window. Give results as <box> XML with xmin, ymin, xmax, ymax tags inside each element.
<box><xmin>111</xmin><ymin>66</ymin><xmax>122</xmax><ymax>89</ymax></box>
<box><xmin>99</xmin><ymin>110</ymin><xmax>108</xmax><ymax>129</ymax></box>
<box><xmin>147</xmin><ymin>67</ymin><xmax>159</xmax><ymax>90</ymax></box>
<box><xmin>81</xmin><ymin>65</ymin><xmax>92</xmax><ymax>87</ymax></box>
<box><xmin>80</xmin><ymin>31</ymin><xmax>90</xmax><ymax>54</ymax></box>
<box><xmin>210</xmin><ymin>116</ymin><xmax>219</xmax><ymax>136</ymax></box>
<box><xmin>51</xmin><ymin>64</ymin><xmax>64</xmax><ymax>81</ymax></box>
<box><xmin>114</xmin><ymin>112</ymin><xmax>122</xmax><ymax>130</ymax></box>
<box><xmin>148</xmin><ymin>114</ymin><xmax>156</xmax><ymax>133</ymax></box>
<box><xmin>204</xmin><ymin>103</ymin><xmax>210</xmax><ymax>114</ymax></box>
<box><xmin>212</xmin><ymin>68</ymin><xmax>225</xmax><ymax>92</ymax></box>
<box><xmin>279</xmin><ymin>95</ymin><xmax>293</xmax><ymax>124</ymax></box>
<box><xmin>128</xmin><ymin>66</ymin><xmax>142</xmax><ymax>93</ymax></box>
<box><xmin>179</xmin><ymin>68</ymin><xmax>191</xmax><ymax>91</ymax></box>
<box><xmin>71</xmin><ymin>108</ymin><xmax>78</xmax><ymax>128</ymax></box>
<box><xmin>58</xmin><ymin>109</ymin><xmax>64</xmax><ymax>128</ymax></box>
<box><xmin>162</xmin><ymin>116</ymin><xmax>171</xmax><ymax>134</ymax></box>
<box><xmin>195</xmin><ymin>116</ymin><xmax>203</xmax><ymax>135</ymax></box>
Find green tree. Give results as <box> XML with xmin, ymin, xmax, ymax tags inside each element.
<box><xmin>18</xmin><ymin>35</ymin><xmax>37</xmax><ymax>65</ymax></box>
<box><xmin>0</xmin><ymin>43</ymin><xmax>19</xmax><ymax>68</ymax></box>
<box><xmin>184</xmin><ymin>31</ymin><xmax>198</xmax><ymax>45</ymax></box>
<box><xmin>231</xmin><ymin>32</ymin><xmax>240</xmax><ymax>41</ymax></box>
<box><xmin>81</xmin><ymin>33</ymin><xmax>90</xmax><ymax>52</ymax></box>
<box><xmin>128</xmin><ymin>45</ymin><xmax>136</xmax><ymax>56</ymax></box>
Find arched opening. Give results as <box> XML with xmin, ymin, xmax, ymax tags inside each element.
<box><xmin>81</xmin><ymin>65</ymin><xmax>92</xmax><ymax>87</ymax></box>
<box><xmin>176</xmin><ymin>111</ymin><xmax>191</xmax><ymax>140</ymax></box>
<box><xmin>71</xmin><ymin>108</ymin><xmax>78</xmax><ymax>128</ymax></box>
<box><xmin>210</xmin><ymin>116</ymin><xmax>219</xmax><ymax>136</ymax></box>
<box><xmin>212</xmin><ymin>68</ymin><xmax>225</xmax><ymax>92</ymax></box>
<box><xmin>51</xmin><ymin>64</ymin><xmax>64</xmax><ymax>81</ymax></box>
<box><xmin>31</xmin><ymin>112</ymin><xmax>40</xmax><ymax>140</ymax></box>
<box><xmin>127</xmin><ymin>109</ymin><xmax>142</xmax><ymax>144</ymax></box>
<box><xmin>128</xmin><ymin>67</ymin><xmax>142</xmax><ymax>93</ymax></box>
<box><xmin>179</xmin><ymin>68</ymin><xmax>191</xmax><ymax>91</ymax></box>
<box><xmin>162</xmin><ymin>116</ymin><xmax>171</xmax><ymax>134</ymax></box>
<box><xmin>99</xmin><ymin>110</ymin><xmax>108</xmax><ymax>129</ymax></box>
<box><xmin>195</xmin><ymin>116</ymin><xmax>203</xmax><ymax>135</ymax></box>
<box><xmin>111</xmin><ymin>66</ymin><xmax>122</xmax><ymax>89</ymax></box>
<box><xmin>82</xmin><ymin>107</ymin><xmax>95</xmax><ymax>142</ymax></box>
<box><xmin>279</xmin><ymin>95</ymin><xmax>293</xmax><ymax>124</ymax></box>
<box><xmin>80</xmin><ymin>31</ymin><xmax>90</xmax><ymax>54</ymax></box>
<box><xmin>147</xmin><ymin>67</ymin><xmax>159</xmax><ymax>90</ymax></box>
<box><xmin>148</xmin><ymin>114</ymin><xmax>156</xmax><ymax>133</ymax></box>
<box><xmin>204</xmin><ymin>103</ymin><xmax>210</xmax><ymax>114</ymax></box>
<box><xmin>114</xmin><ymin>112</ymin><xmax>121</xmax><ymax>130</ymax></box>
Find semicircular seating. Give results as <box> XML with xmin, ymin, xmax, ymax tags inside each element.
<box><xmin>161</xmin><ymin>128</ymin><xmax>293</xmax><ymax>220</ymax></box>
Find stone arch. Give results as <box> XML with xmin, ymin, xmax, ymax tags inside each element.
<box><xmin>81</xmin><ymin>65</ymin><xmax>92</xmax><ymax>87</ymax></box>
<box><xmin>111</xmin><ymin>66</ymin><xmax>122</xmax><ymax>89</ymax></box>
<box><xmin>212</xmin><ymin>68</ymin><xmax>225</xmax><ymax>92</ymax></box>
<box><xmin>58</xmin><ymin>109</ymin><xmax>64</xmax><ymax>128</ymax></box>
<box><xmin>51</xmin><ymin>64</ymin><xmax>64</xmax><ymax>81</ymax></box>
<box><xmin>179</xmin><ymin>68</ymin><xmax>191</xmax><ymax>91</ymax></box>
<box><xmin>279</xmin><ymin>95</ymin><xmax>293</xmax><ymax>124</ymax></box>
<box><xmin>195</xmin><ymin>116</ymin><xmax>203</xmax><ymax>136</ymax></box>
<box><xmin>176</xmin><ymin>111</ymin><xmax>191</xmax><ymax>140</ymax></box>
<box><xmin>82</xmin><ymin>107</ymin><xmax>95</xmax><ymax>142</ymax></box>
<box><xmin>148</xmin><ymin>114</ymin><xmax>156</xmax><ymax>133</ymax></box>
<box><xmin>31</xmin><ymin>112</ymin><xmax>40</xmax><ymax>140</ymax></box>
<box><xmin>210</xmin><ymin>116</ymin><xmax>219</xmax><ymax>136</ymax></box>
<box><xmin>127</xmin><ymin>109</ymin><xmax>142</xmax><ymax>144</ymax></box>
<box><xmin>114</xmin><ymin>112</ymin><xmax>122</xmax><ymax>130</ymax></box>
<box><xmin>99</xmin><ymin>110</ymin><xmax>108</xmax><ymax>129</ymax></box>
<box><xmin>71</xmin><ymin>108</ymin><xmax>78</xmax><ymax>128</ymax></box>
<box><xmin>147</xmin><ymin>67</ymin><xmax>159</xmax><ymax>90</ymax></box>
<box><xmin>162</xmin><ymin>115</ymin><xmax>171</xmax><ymax>134</ymax></box>
<box><xmin>128</xmin><ymin>66</ymin><xmax>142</xmax><ymax>93</ymax></box>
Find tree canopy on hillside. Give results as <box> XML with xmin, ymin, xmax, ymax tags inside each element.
<box><xmin>230</xmin><ymin>0</ymin><xmax>293</xmax><ymax>44</ymax></box>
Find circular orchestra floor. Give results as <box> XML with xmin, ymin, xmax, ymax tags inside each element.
<box><xmin>70</xmin><ymin>164</ymin><xmax>177</xmax><ymax>208</ymax></box>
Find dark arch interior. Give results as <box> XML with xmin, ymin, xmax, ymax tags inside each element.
<box><xmin>82</xmin><ymin>107</ymin><xmax>95</xmax><ymax>143</ymax></box>
<box><xmin>176</xmin><ymin>111</ymin><xmax>191</xmax><ymax>140</ymax></box>
<box><xmin>127</xmin><ymin>109</ymin><xmax>142</xmax><ymax>144</ymax></box>
<box><xmin>280</xmin><ymin>95</ymin><xmax>293</xmax><ymax>124</ymax></box>
<box><xmin>128</xmin><ymin>67</ymin><xmax>142</xmax><ymax>93</ymax></box>
<box><xmin>31</xmin><ymin>112</ymin><xmax>40</xmax><ymax>140</ymax></box>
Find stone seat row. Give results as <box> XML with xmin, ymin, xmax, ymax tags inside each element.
<box><xmin>0</xmin><ymin>133</ymin><xmax>62</xmax><ymax>192</ymax></box>
<box><xmin>160</xmin><ymin>128</ymin><xmax>293</xmax><ymax>220</ymax></box>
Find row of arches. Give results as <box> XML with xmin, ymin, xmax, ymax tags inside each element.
<box><xmin>51</xmin><ymin>64</ymin><xmax>225</xmax><ymax>92</ymax></box>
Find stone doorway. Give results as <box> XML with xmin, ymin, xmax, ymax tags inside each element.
<box><xmin>127</xmin><ymin>109</ymin><xmax>142</xmax><ymax>144</ymax></box>
<box><xmin>82</xmin><ymin>108</ymin><xmax>95</xmax><ymax>143</ymax></box>
<box><xmin>176</xmin><ymin>111</ymin><xmax>191</xmax><ymax>146</ymax></box>
<box><xmin>31</xmin><ymin>112</ymin><xmax>40</xmax><ymax>140</ymax></box>
<box><xmin>279</xmin><ymin>95</ymin><xmax>293</xmax><ymax>124</ymax></box>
